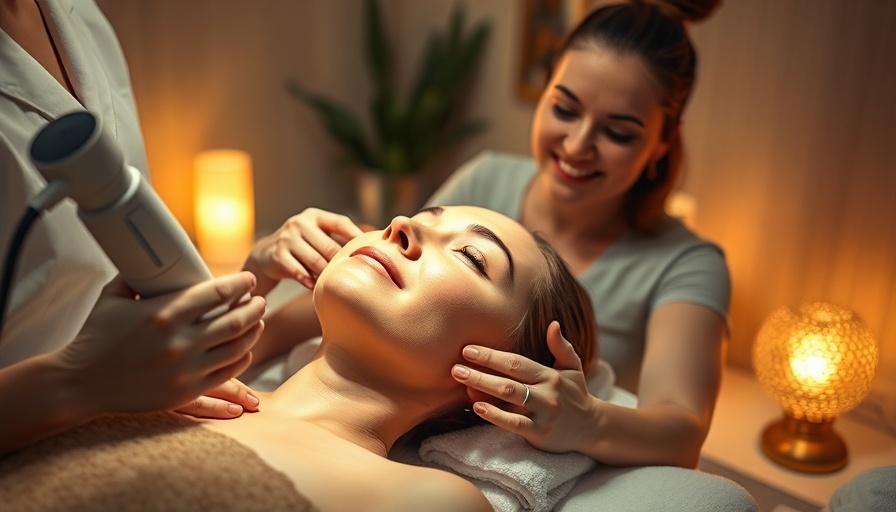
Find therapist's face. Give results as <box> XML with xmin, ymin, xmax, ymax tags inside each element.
<box><xmin>530</xmin><ymin>46</ymin><xmax>670</xmax><ymax>208</ymax></box>
<box><xmin>314</xmin><ymin>206</ymin><xmax>544</xmax><ymax>390</ymax></box>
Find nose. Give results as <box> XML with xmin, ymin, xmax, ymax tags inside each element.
<box><xmin>564</xmin><ymin>126</ymin><xmax>596</xmax><ymax>160</ymax></box>
<box><xmin>382</xmin><ymin>215</ymin><xmax>422</xmax><ymax>260</ymax></box>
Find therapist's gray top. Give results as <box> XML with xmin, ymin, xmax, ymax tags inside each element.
<box><xmin>426</xmin><ymin>151</ymin><xmax>731</xmax><ymax>393</ymax></box>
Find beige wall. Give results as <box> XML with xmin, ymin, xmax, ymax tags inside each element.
<box><xmin>684</xmin><ymin>1</ymin><xmax>896</xmax><ymax>410</ymax></box>
<box><xmin>97</xmin><ymin>0</ymin><xmax>895</xmax><ymax>412</ymax></box>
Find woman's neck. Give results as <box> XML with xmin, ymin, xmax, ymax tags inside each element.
<box><xmin>261</xmin><ymin>347</ymin><xmax>445</xmax><ymax>457</ymax></box>
<box><xmin>523</xmin><ymin>176</ymin><xmax>628</xmax><ymax>243</ymax></box>
<box><xmin>522</xmin><ymin>179</ymin><xmax>629</xmax><ymax>272</ymax></box>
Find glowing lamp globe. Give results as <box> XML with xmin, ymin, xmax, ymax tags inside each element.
<box><xmin>752</xmin><ymin>301</ymin><xmax>878</xmax><ymax>473</ymax></box>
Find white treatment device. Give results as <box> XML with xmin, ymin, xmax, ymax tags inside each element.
<box><xmin>28</xmin><ymin>111</ymin><xmax>213</xmax><ymax>298</ymax></box>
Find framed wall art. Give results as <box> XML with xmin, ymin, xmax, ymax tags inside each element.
<box><xmin>517</xmin><ymin>0</ymin><xmax>603</xmax><ymax>101</ymax></box>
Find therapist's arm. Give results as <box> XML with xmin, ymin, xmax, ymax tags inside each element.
<box><xmin>456</xmin><ymin>303</ymin><xmax>725</xmax><ymax>468</ymax></box>
<box><xmin>603</xmin><ymin>303</ymin><xmax>725</xmax><ymax>467</ymax></box>
<box><xmin>0</xmin><ymin>272</ymin><xmax>264</xmax><ymax>457</ymax></box>
<box><xmin>0</xmin><ymin>353</ymin><xmax>102</xmax><ymax>457</ymax></box>
<box><xmin>0</xmin><ymin>358</ymin><xmax>263</xmax><ymax>457</ymax></box>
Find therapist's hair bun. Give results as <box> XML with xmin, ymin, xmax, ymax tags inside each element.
<box><xmin>657</xmin><ymin>0</ymin><xmax>722</xmax><ymax>24</ymax></box>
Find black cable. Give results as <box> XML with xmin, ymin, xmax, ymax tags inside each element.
<box><xmin>0</xmin><ymin>206</ymin><xmax>41</xmax><ymax>340</ymax></box>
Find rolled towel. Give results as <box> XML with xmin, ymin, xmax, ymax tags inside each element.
<box><xmin>420</xmin><ymin>424</ymin><xmax>597</xmax><ymax>512</ymax></box>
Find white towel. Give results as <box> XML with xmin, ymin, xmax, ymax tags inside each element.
<box><xmin>415</xmin><ymin>362</ymin><xmax>617</xmax><ymax>512</ymax></box>
<box><xmin>420</xmin><ymin>424</ymin><xmax>597</xmax><ymax>512</ymax></box>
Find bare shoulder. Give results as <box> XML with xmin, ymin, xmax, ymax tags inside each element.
<box><xmin>380</xmin><ymin>464</ymin><xmax>491</xmax><ymax>512</ymax></box>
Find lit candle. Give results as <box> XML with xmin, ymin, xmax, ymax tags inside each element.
<box><xmin>193</xmin><ymin>150</ymin><xmax>255</xmax><ymax>274</ymax></box>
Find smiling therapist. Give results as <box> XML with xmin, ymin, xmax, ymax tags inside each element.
<box><xmin>0</xmin><ymin>0</ymin><xmax>263</xmax><ymax>458</ymax></box>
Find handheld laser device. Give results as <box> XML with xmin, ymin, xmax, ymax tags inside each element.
<box><xmin>27</xmin><ymin>111</ymin><xmax>212</xmax><ymax>298</ymax></box>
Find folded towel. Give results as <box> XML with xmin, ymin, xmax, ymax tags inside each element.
<box><xmin>420</xmin><ymin>424</ymin><xmax>597</xmax><ymax>512</ymax></box>
<box><xmin>412</xmin><ymin>360</ymin><xmax>616</xmax><ymax>512</ymax></box>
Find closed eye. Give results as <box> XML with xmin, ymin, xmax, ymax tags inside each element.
<box><xmin>606</xmin><ymin>128</ymin><xmax>635</xmax><ymax>144</ymax></box>
<box><xmin>460</xmin><ymin>246</ymin><xmax>488</xmax><ymax>278</ymax></box>
<box><xmin>552</xmin><ymin>103</ymin><xmax>577</xmax><ymax>120</ymax></box>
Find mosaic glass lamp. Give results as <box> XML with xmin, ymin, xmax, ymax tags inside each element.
<box><xmin>752</xmin><ymin>301</ymin><xmax>878</xmax><ymax>473</ymax></box>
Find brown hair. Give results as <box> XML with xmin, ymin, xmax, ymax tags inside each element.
<box><xmin>411</xmin><ymin>233</ymin><xmax>597</xmax><ymax>440</ymax></box>
<box><xmin>506</xmin><ymin>233</ymin><xmax>597</xmax><ymax>372</ymax></box>
<box><xmin>551</xmin><ymin>0</ymin><xmax>721</xmax><ymax>232</ymax></box>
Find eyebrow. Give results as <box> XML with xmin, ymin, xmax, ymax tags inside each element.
<box><xmin>418</xmin><ymin>206</ymin><xmax>516</xmax><ymax>284</ymax></box>
<box><xmin>418</xmin><ymin>206</ymin><xmax>444</xmax><ymax>217</ymax></box>
<box><xmin>469</xmin><ymin>224</ymin><xmax>515</xmax><ymax>285</ymax></box>
<box><xmin>555</xmin><ymin>84</ymin><xmax>645</xmax><ymax>128</ymax></box>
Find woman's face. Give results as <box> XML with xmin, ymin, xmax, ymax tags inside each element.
<box><xmin>530</xmin><ymin>44</ymin><xmax>671</xmax><ymax>208</ymax></box>
<box><xmin>313</xmin><ymin>206</ymin><xmax>545</xmax><ymax>390</ymax></box>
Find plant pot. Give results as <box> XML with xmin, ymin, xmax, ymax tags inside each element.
<box><xmin>357</xmin><ymin>170</ymin><xmax>421</xmax><ymax>227</ymax></box>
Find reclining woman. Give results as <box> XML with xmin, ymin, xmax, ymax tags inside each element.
<box><xmin>0</xmin><ymin>205</ymin><xmax>596</xmax><ymax>512</ymax></box>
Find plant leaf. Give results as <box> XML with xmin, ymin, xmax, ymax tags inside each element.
<box><xmin>446</xmin><ymin>2</ymin><xmax>464</xmax><ymax>52</ymax></box>
<box><xmin>364</xmin><ymin>0</ymin><xmax>391</xmax><ymax>91</ymax></box>
<box><xmin>286</xmin><ymin>1</ymin><xmax>493</xmax><ymax>176</ymax></box>
<box><xmin>286</xmin><ymin>79</ymin><xmax>377</xmax><ymax>168</ymax></box>
<box><xmin>409</xmin><ymin>118</ymin><xmax>488</xmax><ymax>170</ymax></box>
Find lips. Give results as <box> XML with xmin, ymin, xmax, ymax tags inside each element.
<box><xmin>553</xmin><ymin>157</ymin><xmax>602</xmax><ymax>183</ymax></box>
<box><xmin>350</xmin><ymin>246</ymin><xmax>404</xmax><ymax>288</ymax></box>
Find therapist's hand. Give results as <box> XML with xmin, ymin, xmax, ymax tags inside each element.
<box><xmin>451</xmin><ymin>321</ymin><xmax>597</xmax><ymax>454</ymax></box>
<box><xmin>54</xmin><ymin>272</ymin><xmax>266</xmax><ymax>418</ymax></box>
<box><xmin>244</xmin><ymin>207</ymin><xmax>364</xmax><ymax>294</ymax></box>
<box><xmin>175</xmin><ymin>378</ymin><xmax>260</xmax><ymax>418</ymax></box>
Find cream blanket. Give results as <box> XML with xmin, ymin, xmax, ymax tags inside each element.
<box><xmin>0</xmin><ymin>412</ymin><xmax>315</xmax><ymax>511</ymax></box>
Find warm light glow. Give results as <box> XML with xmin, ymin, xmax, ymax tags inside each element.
<box><xmin>753</xmin><ymin>301</ymin><xmax>878</xmax><ymax>422</ymax></box>
<box><xmin>666</xmin><ymin>191</ymin><xmax>697</xmax><ymax>229</ymax></box>
<box><xmin>194</xmin><ymin>150</ymin><xmax>255</xmax><ymax>273</ymax></box>
<box><xmin>753</xmin><ymin>301</ymin><xmax>878</xmax><ymax>473</ymax></box>
<box><xmin>788</xmin><ymin>333</ymin><xmax>837</xmax><ymax>388</ymax></box>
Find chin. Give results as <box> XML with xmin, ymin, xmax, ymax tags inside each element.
<box><xmin>315</xmin><ymin>274</ymin><xmax>382</xmax><ymax>333</ymax></box>
<box><xmin>315</xmin><ymin>271</ymin><xmax>403</xmax><ymax>340</ymax></box>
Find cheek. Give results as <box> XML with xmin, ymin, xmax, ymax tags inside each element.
<box><xmin>599</xmin><ymin>141</ymin><xmax>652</xmax><ymax>177</ymax></box>
<box><xmin>412</xmin><ymin>270</ymin><xmax>517</xmax><ymax>354</ymax></box>
<box><xmin>531</xmin><ymin>106</ymin><xmax>560</xmax><ymax>156</ymax></box>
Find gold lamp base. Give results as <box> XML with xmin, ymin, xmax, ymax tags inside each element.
<box><xmin>760</xmin><ymin>413</ymin><xmax>848</xmax><ymax>473</ymax></box>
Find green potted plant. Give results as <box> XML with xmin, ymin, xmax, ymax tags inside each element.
<box><xmin>286</xmin><ymin>0</ymin><xmax>491</xmax><ymax>225</ymax></box>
